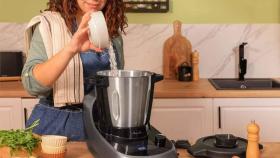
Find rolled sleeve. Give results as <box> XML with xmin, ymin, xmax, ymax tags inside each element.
<box><xmin>21</xmin><ymin>25</ymin><xmax>52</xmax><ymax>97</ymax></box>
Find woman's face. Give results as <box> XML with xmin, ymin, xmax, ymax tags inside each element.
<box><xmin>76</xmin><ymin>0</ymin><xmax>107</xmax><ymax>13</ymax></box>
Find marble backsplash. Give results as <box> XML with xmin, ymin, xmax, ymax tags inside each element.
<box><xmin>1</xmin><ymin>23</ymin><xmax>280</xmax><ymax>78</ymax></box>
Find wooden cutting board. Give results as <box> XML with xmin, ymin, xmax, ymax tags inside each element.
<box><xmin>163</xmin><ymin>20</ymin><xmax>193</xmax><ymax>80</ymax></box>
<box><xmin>0</xmin><ymin>146</ymin><xmax>41</xmax><ymax>158</ymax></box>
<box><xmin>0</xmin><ymin>134</ymin><xmax>41</xmax><ymax>158</ymax></box>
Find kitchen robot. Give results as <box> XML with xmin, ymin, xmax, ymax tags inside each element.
<box><xmin>83</xmin><ymin>70</ymin><xmax>178</xmax><ymax>158</ymax></box>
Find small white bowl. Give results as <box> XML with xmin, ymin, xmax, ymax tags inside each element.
<box><xmin>88</xmin><ymin>11</ymin><xmax>110</xmax><ymax>49</ymax></box>
<box><xmin>42</xmin><ymin>152</ymin><xmax>66</xmax><ymax>158</ymax></box>
<box><xmin>41</xmin><ymin>144</ymin><xmax>66</xmax><ymax>154</ymax></box>
<box><xmin>41</xmin><ymin>135</ymin><xmax>67</xmax><ymax>147</ymax></box>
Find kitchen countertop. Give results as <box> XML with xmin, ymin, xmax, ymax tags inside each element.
<box><xmin>154</xmin><ymin>79</ymin><xmax>280</xmax><ymax>98</ymax></box>
<box><xmin>0</xmin><ymin>81</ymin><xmax>32</xmax><ymax>98</ymax></box>
<box><xmin>1</xmin><ymin>79</ymin><xmax>280</xmax><ymax>98</ymax></box>
<box><xmin>66</xmin><ymin>142</ymin><xmax>280</xmax><ymax>158</ymax></box>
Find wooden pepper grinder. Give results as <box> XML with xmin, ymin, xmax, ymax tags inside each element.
<box><xmin>246</xmin><ymin>120</ymin><xmax>260</xmax><ymax>158</ymax></box>
<box><xmin>192</xmin><ymin>50</ymin><xmax>199</xmax><ymax>81</ymax></box>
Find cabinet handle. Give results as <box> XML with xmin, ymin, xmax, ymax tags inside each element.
<box><xmin>218</xmin><ymin>106</ymin><xmax>221</xmax><ymax>129</ymax></box>
<box><xmin>24</xmin><ymin>108</ymin><xmax>28</xmax><ymax>126</ymax></box>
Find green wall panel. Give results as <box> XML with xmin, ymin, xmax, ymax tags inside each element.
<box><xmin>0</xmin><ymin>0</ymin><xmax>48</xmax><ymax>23</ymax></box>
<box><xmin>128</xmin><ymin>0</ymin><xmax>280</xmax><ymax>23</ymax></box>
<box><xmin>0</xmin><ymin>0</ymin><xmax>279</xmax><ymax>23</ymax></box>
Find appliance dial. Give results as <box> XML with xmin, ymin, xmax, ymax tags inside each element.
<box><xmin>155</xmin><ymin>134</ymin><xmax>166</xmax><ymax>147</ymax></box>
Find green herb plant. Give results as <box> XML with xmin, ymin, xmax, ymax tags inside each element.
<box><xmin>0</xmin><ymin>119</ymin><xmax>41</xmax><ymax>156</ymax></box>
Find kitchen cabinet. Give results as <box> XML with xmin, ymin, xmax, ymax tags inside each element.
<box><xmin>21</xmin><ymin>98</ymin><xmax>39</xmax><ymax>128</ymax></box>
<box><xmin>0</xmin><ymin>98</ymin><xmax>22</xmax><ymax>130</ymax></box>
<box><xmin>0</xmin><ymin>98</ymin><xmax>38</xmax><ymax>130</ymax></box>
<box><xmin>214</xmin><ymin>98</ymin><xmax>280</xmax><ymax>142</ymax></box>
<box><xmin>151</xmin><ymin>98</ymin><xmax>213</xmax><ymax>143</ymax></box>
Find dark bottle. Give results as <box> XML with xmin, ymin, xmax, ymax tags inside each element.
<box><xmin>178</xmin><ymin>62</ymin><xmax>192</xmax><ymax>82</ymax></box>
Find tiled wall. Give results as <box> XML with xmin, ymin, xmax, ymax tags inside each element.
<box><xmin>0</xmin><ymin>23</ymin><xmax>25</xmax><ymax>51</ymax></box>
<box><xmin>1</xmin><ymin>23</ymin><xmax>280</xmax><ymax>78</ymax></box>
<box><xmin>123</xmin><ymin>24</ymin><xmax>280</xmax><ymax>78</ymax></box>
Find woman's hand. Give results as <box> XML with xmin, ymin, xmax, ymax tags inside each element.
<box><xmin>31</xmin><ymin>12</ymin><xmax>104</xmax><ymax>87</ymax></box>
<box><xmin>67</xmin><ymin>12</ymin><xmax>102</xmax><ymax>55</ymax></box>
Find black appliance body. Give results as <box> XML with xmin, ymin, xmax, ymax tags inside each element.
<box><xmin>186</xmin><ymin>134</ymin><xmax>263</xmax><ymax>158</ymax></box>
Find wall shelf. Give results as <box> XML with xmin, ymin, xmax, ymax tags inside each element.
<box><xmin>124</xmin><ymin>0</ymin><xmax>169</xmax><ymax>13</ymax></box>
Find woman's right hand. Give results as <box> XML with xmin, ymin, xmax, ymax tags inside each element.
<box><xmin>31</xmin><ymin>12</ymin><xmax>103</xmax><ymax>87</ymax></box>
<box><xmin>67</xmin><ymin>12</ymin><xmax>101</xmax><ymax>55</ymax></box>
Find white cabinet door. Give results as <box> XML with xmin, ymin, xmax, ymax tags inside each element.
<box><xmin>151</xmin><ymin>98</ymin><xmax>213</xmax><ymax>143</ymax></box>
<box><xmin>214</xmin><ymin>98</ymin><xmax>280</xmax><ymax>142</ymax></box>
<box><xmin>21</xmin><ymin>98</ymin><xmax>39</xmax><ymax>128</ymax></box>
<box><xmin>0</xmin><ymin>98</ymin><xmax>22</xmax><ymax>130</ymax></box>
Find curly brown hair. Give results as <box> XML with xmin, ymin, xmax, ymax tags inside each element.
<box><xmin>46</xmin><ymin>0</ymin><xmax>127</xmax><ymax>38</ymax></box>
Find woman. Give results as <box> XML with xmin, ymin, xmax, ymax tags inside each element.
<box><xmin>22</xmin><ymin>0</ymin><xmax>127</xmax><ymax>141</ymax></box>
